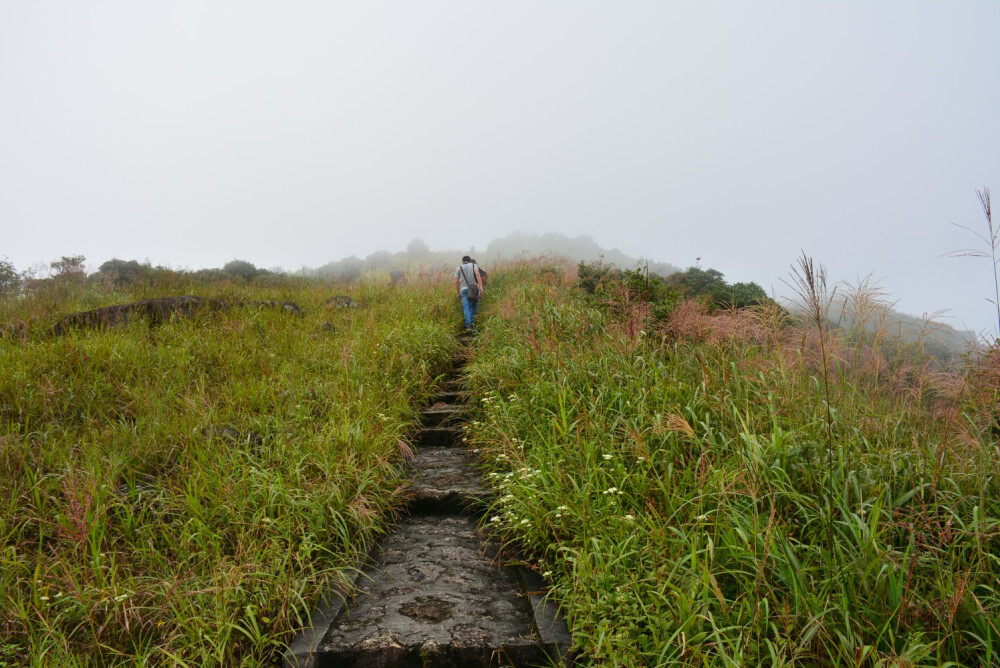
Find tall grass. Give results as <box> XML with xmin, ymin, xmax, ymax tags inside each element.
<box><xmin>945</xmin><ymin>187</ymin><xmax>999</xmax><ymax>337</ymax></box>
<box><xmin>0</xmin><ymin>274</ymin><xmax>456</xmax><ymax>666</ymax></box>
<box><xmin>466</xmin><ymin>261</ymin><xmax>1000</xmax><ymax>666</ymax></box>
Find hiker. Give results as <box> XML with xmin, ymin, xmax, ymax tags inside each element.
<box><xmin>455</xmin><ymin>255</ymin><xmax>484</xmax><ymax>332</ymax></box>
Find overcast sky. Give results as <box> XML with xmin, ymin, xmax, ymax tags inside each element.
<box><xmin>2</xmin><ymin>2</ymin><xmax>998</xmax><ymax>333</ymax></box>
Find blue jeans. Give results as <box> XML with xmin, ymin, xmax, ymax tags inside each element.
<box><xmin>460</xmin><ymin>288</ymin><xmax>479</xmax><ymax>329</ymax></box>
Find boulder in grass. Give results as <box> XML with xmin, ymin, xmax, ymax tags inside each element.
<box><xmin>251</xmin><ymin>300</ymin><xmax>303</xmax><ymax>314</ymax></box>
<box><xmin>50</xmin><ymin>296</ymin><xmax>304</xmax><ymax>336</ymax></box>
<box><xmin>50</xmin><ymin>296</ymin><xmax>227</xmax><ymax>336</ymax></box>
<box><xmin>1</xmin><ymin>320</ymin><xmax>27</xmax><ymax>340</ymax></box>
<box><xmin>327</xmin><ymin>295</ymin><xmax>357</xmax><ymax>308</ymax></box>
<box><xmin>113</xmin><ymin>474</ymin><xmax>161</xmax><ymax>503</ymax></box>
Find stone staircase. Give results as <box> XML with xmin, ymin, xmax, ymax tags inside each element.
<box><xmin>283</xmin><ymin>336</ymin><xmax>572</xmax><ymax>667</ymax></box>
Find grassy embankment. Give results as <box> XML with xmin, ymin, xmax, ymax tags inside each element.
<box><xmin>466</xmin><ymin>261</ymin><xmax>1000</xmax><ymax>666</ymax></box>
<box><xmin>0</xmin><ymin>274</ymin><xmax>456</xmax><ymax>666</ymax></box>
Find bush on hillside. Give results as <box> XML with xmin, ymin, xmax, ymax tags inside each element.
<box><xmin>664</xmin><ymin>266</ymin><xmax>770</xmax><ymax>309</ymax></box>
<box><xmin>578</xmin><ymin>260</ymin><xmax>679</xmax><ymax>323</ymax></box>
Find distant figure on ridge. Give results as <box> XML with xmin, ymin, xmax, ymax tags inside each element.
<box><xmin>455</xmin><ymin>255</ymin><xmax>484</xmax><ymax>333</ymax></box>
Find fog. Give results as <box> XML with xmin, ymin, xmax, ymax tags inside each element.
<box><xmin>2</xmin><ymin>2</ymin><xmax>998</xmax><ymax>334</ymax></box>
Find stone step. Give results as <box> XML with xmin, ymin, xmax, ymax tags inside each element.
<box><xmin>441</xmin><ymin>377</ymin><xmax>466</xmax><ymax>391</ymax></box>
<box><xmin>405</xmin><ymin>446</ymin><xmax>490</xmax><ymax>513</ymax></box>
<box><xmin>300</xmin><ymin>515</ymin><xmax>566</xmax><ymax>667</ymax></box>
<box><xmin>414</xmin><ymin>426</ymin><xmax>463</xmax><ymax>448</ymax></box>
<box><xmin>421</xmin><ymin>403</ymin><xmax>468</xmax><ymax>427</ymax></box>
<box><xmin>431</xmin><ymin>390</ymin><xmax>466</xmax><ymax>405</ymax></box>
<box><xmin>282</xmin><ymin>332</ymin><xmax>573</xmax><ymax>668</ymax></box>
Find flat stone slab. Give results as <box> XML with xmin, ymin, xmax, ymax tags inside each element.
<box><xmin>432</xmin><ymin>390</ymin><xmax>466</xmax><ymax>405</ymax></box>
<box><xmin>405</xmin><ymin>447</ymin><xmax>490</xmax><ymax>512</ymax></box>
<box><xmin>317</xmin><ymin>515</ymin><xmax>555</xmax><ymax>666</ymax></box>
<box><xmin>421</xmin><ymin>403</ymin><xmax>467</xmax><ymax>427</ymax></box>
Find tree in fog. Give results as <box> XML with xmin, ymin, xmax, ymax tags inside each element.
<box><xmin>406</xmin><ymin>238</ymin><xmax>430</xmax><ymax>256</ymax></box>
<box><xmin>0</xmin><ymin>258</ymin><xmax>21</xmax><ymax>296</ymax></box>
<box><xmin>50</xmin><ymin>255</ymin><xmax>87</xmax><ymax>286</ymax></box>
<box><xmin>222</xmin><ymin>259</ymin><xmax>260</xmax><ymax>281</ymax></box>
<box><xmin>98</xmin><ymin>259</ymin><xmax>143</xmax><ymax>287</ymax></box>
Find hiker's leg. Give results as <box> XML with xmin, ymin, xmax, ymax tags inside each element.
<box><xmin>469</xmin><ymin>296</ymin><xmax>479</xmax><ymax>326</ymax></box>
<box><xmin>460</xmin><ymin>289</ymin><xmax>472</xmax><ymax>329</ymax></box>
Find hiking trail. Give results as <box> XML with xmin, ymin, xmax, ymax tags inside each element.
<box><xmin>284</xmin><ymin>334</ymin><xmax>572</xmax><ymax>667</ymax></box>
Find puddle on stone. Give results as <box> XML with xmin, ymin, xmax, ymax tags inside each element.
<box><xmin>399</xmin><ymin>595</ymin><xmax>453</xmax><ymax>623</ymax></box>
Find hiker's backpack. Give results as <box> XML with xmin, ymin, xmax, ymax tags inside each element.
<box><xmin>476</xmin><ymin>266</ymin><xmax>488</xmax><ymax>286</ymax></box>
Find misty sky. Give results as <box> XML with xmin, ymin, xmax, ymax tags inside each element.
<box><xmin>2</xmin><ymin>2</ymin><xmax>999</xmax><ymax>334</ymax></box>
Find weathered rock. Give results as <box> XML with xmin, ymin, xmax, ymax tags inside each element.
<box><xmin>51</xmin><ymin>296</ymin><xmax>227</xmax><ymax>335</ymax></box>
<box><xmin>315</xmin><ymin>515</ymin><xmax>549</xmax><ymax>667</ymax></box>
<box><xmin>251</xmin><ymin>300</ymin><xmax>303</xmax><ymax>314</ymax></box>
<box><xmin>327</xmin><ymin>295</ymin><xmax>357</xmax><ymax>308</ymax></box>
<box><xmin>51</xmin><ymin>296</ymin><xmax>302</xmax><ymax>336</ymax></box>
<box><xmin>1</xmin><ymin>320</ymin><xmax>27</xmax><ymax>340</ymax></box>
<box><xmin>113</xmin><ymin>475</ymin><xmax>160</xmax><ymax>502</ymax></box>
<box><xmin>405</xmin><ymin>447</ymin><xmax>490</xmax><ymax>513</ymax></box>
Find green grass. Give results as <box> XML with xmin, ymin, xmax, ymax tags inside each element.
<box><xmin>466</xmin><ymin>262</ymin><xmax>1000</xmax><ymax>666</ymax></box>
<box><xmin>0</xmin><ymin>275</ymin><xmax>457</xmax><ymax>666</ymax></box>
<box><xmin>6</xmin><ymin>261</ymin><xmax>999</xmax><ymax>666</ymax></box>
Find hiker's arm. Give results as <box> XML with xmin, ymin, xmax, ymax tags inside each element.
<box><xmin>474</xmin><ymin>268</ymin><xmax>483</xmax><ymax>292</ymax></box>
<box><xmin>455</xmin><ymin>277</ymin><xmax>461</xmax><ymax>295</ymax></box>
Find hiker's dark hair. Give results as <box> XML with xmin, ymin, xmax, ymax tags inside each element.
<box><xmin>461</xmin><ymin>255</ymin><xmax>472</xmax><ymax>263</ymax></box>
